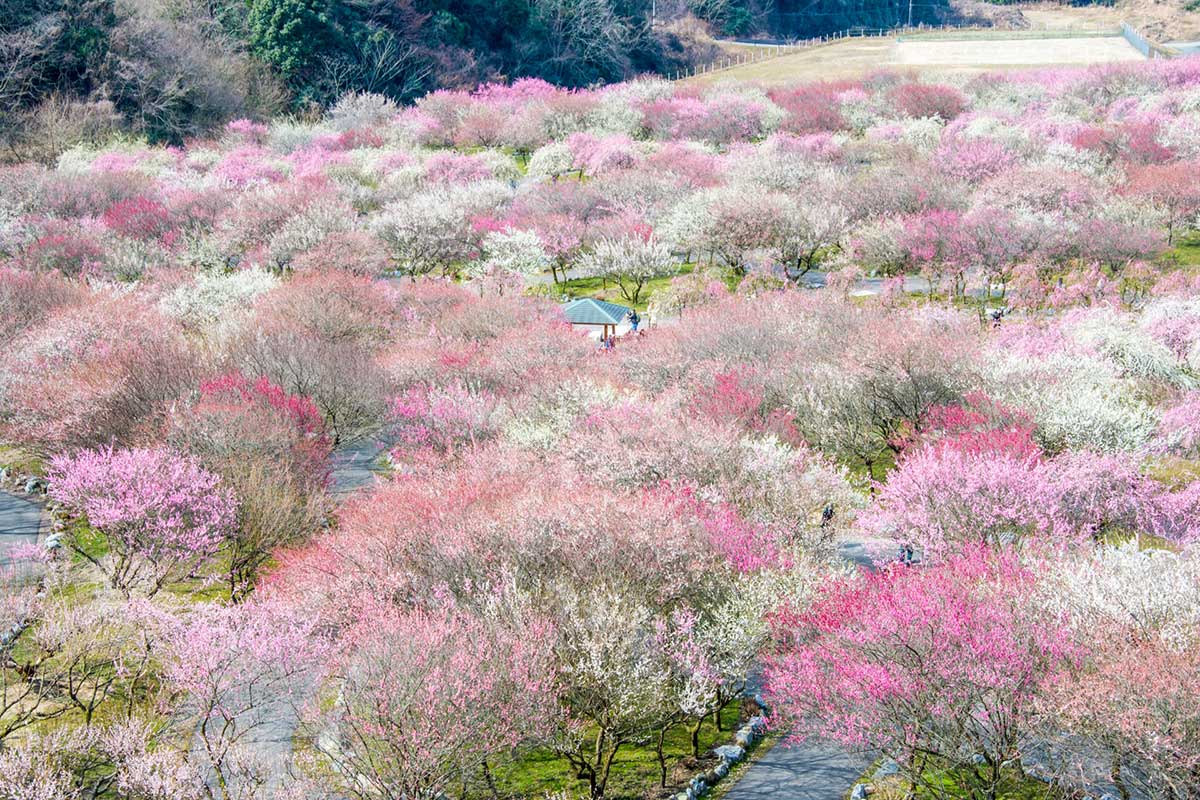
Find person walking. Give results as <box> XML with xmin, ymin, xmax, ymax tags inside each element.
<box><xmin>628</xmin><ymin>309</ymin><xmax>641</xmax><ymax>333</ymax></box>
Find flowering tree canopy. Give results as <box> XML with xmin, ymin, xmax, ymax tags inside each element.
<box><xmin>48</xmin><ymin>447</ymin><xmax>237</xmax><ymax>596</ymax></box>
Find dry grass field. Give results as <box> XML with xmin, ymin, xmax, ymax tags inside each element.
<box><xmin>1022</xmin><ymin>1</ymin><xmax>1200</xmax><ymax>40</ymax></box>
<box><xmin>895</xmin><ymin>35</ymin><xmax>1143</xmax><ymax>66</ymax></box>
<box><xmin>686</xmin><ymin>32</ymin><xmax>1144</xmax><ymax>85</ymax></box>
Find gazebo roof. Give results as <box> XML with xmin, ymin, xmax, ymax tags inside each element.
<box><xmin>561</xmin><ymin>297</ymin><xmax>631</xmax><ymax>325</ymax></box>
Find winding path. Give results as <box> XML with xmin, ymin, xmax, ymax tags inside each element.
<box><xmin>0</xmin><ymin>488</ymin><xmax>44</xmax><ymax>574</ymax></box>
<box><xmin>722</xmin><ymin>539</ymin><xmax>881</xmax><ymax>800</ymax></box>
<box><xmin>329</xmin><ymin>437</ymin><xmax>393</xmax><ymax>496</ymax></box>
<box><xmin>226</xmin><ymin>439</ymin><xmax>392</xmax><ymax>793</ymax></box>
<box><xmin>722</xmin><ymin>740</ymin><xmax>872</xmax><ymax>800</ymax></box>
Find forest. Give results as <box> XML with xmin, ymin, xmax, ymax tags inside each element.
<box><xmin>0</xmin><ymin>0</ymin><xmax>959</xmax><ymax>154</ymax></box>
<box><xmin>3</xmin><ymin>55</ymin><xmax>1200</xmax><ymax>798</ymax></box>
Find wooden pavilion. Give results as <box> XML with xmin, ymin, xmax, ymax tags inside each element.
<box><xmin>561</xmin><ymin>298</ymin><xmax>632</xmax><ymax>339</ymax></box>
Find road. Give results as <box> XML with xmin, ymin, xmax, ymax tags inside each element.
<box><xmin>0</xmin><ymin>488</ymin><xmax>43</xmax><ymax>575</ymax></box>
<box><xmin>723</xmin><ymin>539</ymin><xmax>879</xmax><ymax>800</ymax></box>
<box><xmin>329</xmin><ymin>437</ymin><xmax>393</xmax><ymax>496</ymax></box>
<box><xmin>723</xmin><ymin>739</ymin><xmax>873</xmax><ymax>800</ymax></box>
<box><xmin>222</xmin><ymin>438</ymin><xmax>393</xmax><ymax>794</ymax></box>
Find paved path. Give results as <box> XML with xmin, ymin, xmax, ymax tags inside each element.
<box><xmin>0</xmin><ymin>488</ymin><xmax>44</xmax><ymax>573</ymax></box>
<box><xmin>330</xmin><ymin>437</ymin><xmax>392</xmax><ymax>496</ymax></box>
<box><xmin>227</xmin><ymin>436</ymin><xmax>393</xmax><ymax>794</ymax></box>
<box><xmin>796</xmin><ymin>269</ymin><xmax>935</xmax><ymax>297</ymax></box>
<box><xmin>724</xmin><ymin>540</ymin><xmax>878</xmax><ymax>800</ymax></box>
<box><xmin>723</xmin><ymin>739</ymin><xmax>872</xmax><ymax>800</ymax></box>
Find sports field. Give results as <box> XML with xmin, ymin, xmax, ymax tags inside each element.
<box><xmin>894</xmin><ymin>35</ymin><xmax>1143</xmax><ymax>66</ymax></box>
<box><xmin>687</xmin><ymin>32</ymin><xmax>1144</xmax><ymax>85</ymax></box>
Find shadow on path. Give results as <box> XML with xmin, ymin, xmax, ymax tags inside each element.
<box><xmin>722</xmin><ymin>739</ymin><xmax>872</xmax><ymax>800</ymax></box>
<box><xmin>0</xmin><ymin>489</ymin><xmax>44</xmax><ymax>573</ymax></box>
<box><xmin>329</xmin><ymin>438</ymin><xmax>392</xmax><ymax>496</ymax></box>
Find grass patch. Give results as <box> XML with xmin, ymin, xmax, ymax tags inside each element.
<box><xmin>63</xmin><ymin>518</ymin><xmax>233</xmax><ymax>603</ymax></box>
<box><xmin>1166</xmin><ymin>232</ymin><xmax>1200</xmax><ymax>269</ymax></box>
<box><xmin>534</xmin><ymin>264</ymin><xmax>744</xmax><ymax>312</ymax></box>
<box><xmin>468</xmin><ymin>703</ymin><xmax>745</xmax><ymax>800</ymax></box>
<box><xmin>548</xmin><ymin>266</ymin><xmax>693</xmax><ymax>311</ymax></box>
<box><xmin>864</xmin><ymin>763</ymin><xmax>1062</xmax><ymax>800</ymax></box>
<box><xmin>1145</xmin><ymin>455</ymin><xmax>1200</xmax><ymax>490</ymax></box>
<box><xmin>0</xmin><ymin>444</ymin><xmax>46</xmax><ymax>478</ymax></box>
<box><xmin>844</xmin><ymin>447</ymin><xmax>898</xmax><ymax>485</ymax></box>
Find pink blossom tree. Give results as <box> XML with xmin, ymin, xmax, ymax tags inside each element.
<box><xmin>309</xmin><ymin>599</ymin><xmax>558</xmax><ymax>800</ymax></box>
<box><xmin>1123</xmin><ymin>160</ymin><xmax>1200</xmax><ymax>245</ymax></box>
<box><xmin>235</xmin><ymin>271</ymin><xmax>396</xmax><ymax>445</ymax></box>
<box><xmin>269</xmin><ymin>452</ymin><xmax>739</xmax><ymax>798</ymax></box>
<box><xmin>1039</xmin><ymin>629</ymin><xmax>1200</xmax><ymax>799</ymax></box>
<box><xmin>0</xmin><ymin>267</ymin><xmax>80</xmax><ymax>341</ymax></box>
<box><xmin>48</xmin><ymin>447</ymin><xmax>237</xmax><ymax>597</ymax></box>
<box><xmin>1</xmin><ymin>295</ymin><xmax>199</xmax><ymax>453</ymax></box>
<box><xmin>387</xmin><ymin>384</ymin><xmax>501</xmax><ymax>465</ymax></box>
<box><xmin>766</xmin><ymin>547</ymin><xmax>1077</xmax><ymax>799</ymax></box>
<box><xmin>168</xmin><ymin>372</ymin><xmax>332</xmax><ymax>600</ymax></box>
<box><xmin>157</xmin><ymin>599</ymin><xmax>329</xmax><ymax>800</ymax></box>
<box><xmin>889</xmin><ymin>82</ymin><xmax>968</xmax><ymax>121</ymax></box>
<box><xmin>864</xmin><ymin>440</ymin><xmax>1170</xmax><ymax>562</ymax></box>
<box><xmin>895</xmin><ymin>209</ymin><xmax>973</xmax><ymax>297</ymax></box>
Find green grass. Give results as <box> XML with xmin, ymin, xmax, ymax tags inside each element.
<box><xmin>842</xmin><ymin>447</ymin><xmax>898</xmax><ymax>485</ymax></box>
<box><xmin>0</xmin><ymin>444</ymin><xmax>46</xmax><ymax>477</ymax></box>
<box><xmin>1167</xmin><ymin>232</ymin><xmax>1200</xmax><ymax>269</ymax></box>
<box><xmin>532</xmin><ymin>263</ymin><xmax>743</xmax><ymax>312</ymax></box>
<box><xmin>468</xmin><ymin>703</ymin><xmax>744</xmax><ymax>800</ymax></box>
<box><xmin>865</xmin><ymin>763</ymin><xmax>1062</xmax><ymax>800</ymax></box>
<box><xmin>63</xmin><ymin>517</ymin><xmax>233</xmax><ymax>603</ymax></box>
<box><xmin>545</xmin><ymin>266</ymin><xmax>695</xmax><ymax>312</ymax></box>
<box><xmin>1146</xmin><ymin>455</ymin><xmax>1200</xmax><ymax>490</ymax></box>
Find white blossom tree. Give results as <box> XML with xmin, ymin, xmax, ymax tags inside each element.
<box><xmin>577</xmin><ymin>235</ymin><xmax>675</xmax><ymax>304</ymax></box>
<box><xmin>374</xmin><ymin>191</ymin><xmax>476</xmax><ymax>278</ymax></box>
<box><xmin>464</xmin><ymin>228</ymin><xmax>551</xmax><ymax>294</ymax></box>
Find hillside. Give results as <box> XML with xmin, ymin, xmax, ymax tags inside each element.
<box><xmin>2</xmin><ymin>0</ymin><xmax>1196</xmax><ymax>160</ymax></box>
<box><xmin>0</xmin><ymin>0</ymin><xmax>963</xmax><ymax>157</ymax></box>
<box><xmin>3</xmin><ymin>51</ymin><xmax>1200</xmax><ymax>800</ymax></box>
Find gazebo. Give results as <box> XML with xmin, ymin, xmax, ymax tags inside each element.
<box><xmin>561</xmin><ymin>298</ymin><xmax>632</xmax><ymax>339</ymax></box>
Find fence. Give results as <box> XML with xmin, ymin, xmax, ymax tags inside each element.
<box><xmin>674</xmin><ymin>19</ymin><xmax>1180</xmax><ymax>80</ymax></box>
<box><xmin>1121</xmin><ymin>22</ymin><xmax>1182</xmax><ymax>60</ymax></box>
<box><xmin>672</xmin><ymin>23</ymin><xmax>931</xmax><ymax>80</ymax></box>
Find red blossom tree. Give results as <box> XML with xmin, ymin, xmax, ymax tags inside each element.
<box><xmin>1123</xmin><ymin>160</ymin><xmax>1200</xmax><ymax>245</ymax></box>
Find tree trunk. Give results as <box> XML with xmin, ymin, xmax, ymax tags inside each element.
<box><xmin>595</xmin><ymin>739</ymin><xmax>621</xmax><ymax>799</ymax></box>
<box><xmin>585</xmin><ymin>729</ymin><xmax>604</xmax><ymax>799</ymax></box>
<box><xmin>656</xmin><ymin>727</ymin><xmax>669</xmax><ymax>788</ymax></box>
<box><xmin>908</xmin><ymin>750</ymin><xmax>926</xmax><ymax>799</ymax></box>
<box><xmin>1111</xmin><ymin>755</ymin><xmax>1130</xmax><ymax>800</ymax></box>
<box><xmin>689</xmin><ymin>718</ymin><xmax>703</xmax><ymax>758</ymax></box>
<box><xmin>482</xmin><ymin>759</ymin><xmax>500</xmax><ymax>800</ymax></box>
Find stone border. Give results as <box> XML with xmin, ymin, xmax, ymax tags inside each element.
<box><xmin>669</xmin><ymin>694</ymin><xmax>771</xmax><ymax>800</ymax></box>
